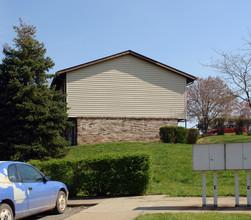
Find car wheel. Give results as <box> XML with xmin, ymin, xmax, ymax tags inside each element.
<box><xmin>55</xmin><ymin>191</ymin><xmax>67</xmax><ymax>214</ymax></box>
<box><xmin>0</xmin><ymin>203</ymin><xmax>13</xmax><ymax>220</ymax></box>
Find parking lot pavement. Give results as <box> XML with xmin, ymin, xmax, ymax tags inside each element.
<box><xmin>23</xmin><ymin>196</ymin><xmax>251</xmax><ymax>220</ymax></box>
<box><xmin>66</xmin><ymin>196</ymin><xmax>251</xmax><ymax>220</ymax></box>
<box><xmin>23</xmin><ymin>200</ymin><xmax>97</xmax><ymax>220</ymax></box>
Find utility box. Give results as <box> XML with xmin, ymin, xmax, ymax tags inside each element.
<box><xmin>193</xmin><ymin>144</ymin><xmax>224</xmax><ymax>171</ymax></box>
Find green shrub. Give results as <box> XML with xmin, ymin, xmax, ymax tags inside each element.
<box><xmin>29</xmin><ymin>153</ymin><xmax>151</xmax><ymax>197</ymax></box>
<box><xmin>235</xmin><ymin>118</ymin><xmax>246</xmax><ymax>135</ymax></box>
<box><xmin>159</xmin><ymin>126</ymin><xmax>175</xmax><ymax>143</ymax></box>
<box><xmin>159</xmin><ymin>126</ymin><xmax>187</xmax><ymax>143</ymax></box>
<box><xmin>175</xmin><ymin>126</ymin><xmax>188</xmax><ymax>143</ymax></box>
<box><xmin>29</xmin><ymin>159</ymin><xmax>80</xmax><ymax>195</ymax></box>
<box><xmin>186</xmin><ymin>128</ymin><xmax>199</xmax><ymax>144</ymax></box>
<box><xmin>212</xmin><ymin>118</ymin><xmax>226</xmax><ymax>135</ymax></box>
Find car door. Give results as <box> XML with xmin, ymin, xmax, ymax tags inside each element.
<box><xmin>7</xmin><ymin>164</ymin><xmax>29</xmax><ymax>219</ymax></box>
<box><xmin>17</xmin><ymin>164</ymin><xmax>57</xmax><ymax>215</ymax></box>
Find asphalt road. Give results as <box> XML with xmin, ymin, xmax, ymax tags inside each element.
<box><xmin>23</xmin><ymin>205</ymin><xmax>90</xmax><ymax>220</ymax></box>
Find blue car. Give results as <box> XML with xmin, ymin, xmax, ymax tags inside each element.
<box><xmin>0</xmin><ymin>161</ymin><xmax>69</xmax><ymax>220</ymax></box>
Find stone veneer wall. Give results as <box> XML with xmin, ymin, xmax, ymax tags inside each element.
<box><xmin>77</xmin><ymin>117</ymin><xmax>178</xmax><ymax>145</ymax></box>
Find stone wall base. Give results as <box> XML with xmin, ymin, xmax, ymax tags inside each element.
<box><xmin>76</xmin><ymin>117</ymin><xmax>178</xmax><ymax>145</ymax></box>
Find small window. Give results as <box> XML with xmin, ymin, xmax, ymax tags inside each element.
<box><xmin>18</xmin><ymin>164</ymin><xmax>44</xmax><ymax>183</ymax></box>
<box><xmin>8</xmin><ymin>164</ymin><xmax>20</xmax><ymax>182</ymax></box>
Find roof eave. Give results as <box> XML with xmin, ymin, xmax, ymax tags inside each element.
<box><xmin>52</xmin><ymin>50</ymin><xmax>197</xmax><ymax>87</ymax></box>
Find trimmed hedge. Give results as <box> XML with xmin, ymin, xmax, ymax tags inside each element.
<box><xmin>186</xmin><ymin>128</ymin><xmax>199</xmax><ymax>144</ymax></box>
<box><xmin>159</xmin><ymin>126</ymin><xmax>175</xmax><ymax>143</ymax></box>
<box><xmin>159</xmin><ymin>126</ymin><xmax>187</xmax><ymax>144</ymax></box>
<box><xmin>29</xmin><ymin>153</ymin><xmax>151</xmax><ymax>197</ymax></box>
<box><xmin>159</xmin><ymin>126</ymin><xmax>199</xmax><ymax>144</ymax></box>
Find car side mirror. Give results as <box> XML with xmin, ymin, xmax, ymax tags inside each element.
<box><xmin>43</xmin><ymin>176</ymin><xmax>51</xmax><ymax>182</ymax></box>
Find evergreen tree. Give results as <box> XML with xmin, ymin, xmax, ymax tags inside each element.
<box><xmin>0</xmin><ymin>19</ymin><xmax>70</xmax><ymax>161</ymax></box>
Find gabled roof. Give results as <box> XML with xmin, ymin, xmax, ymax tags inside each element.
<box><xmin>52</xmin><ymin>50</ymin><xmax>196</xmax><ymax>88</ymax></box>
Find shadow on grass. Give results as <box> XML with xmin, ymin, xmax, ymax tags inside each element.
<box><xmin>134</xmin><ymin>205</ymin><xmax>251</xmax><ymax>212</ymax></box>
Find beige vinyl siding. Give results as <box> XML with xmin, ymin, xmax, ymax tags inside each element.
<box><xmin>66</xmin><ymin>55</ymin><xmax>187</xmax><ymax>119</ymax></box>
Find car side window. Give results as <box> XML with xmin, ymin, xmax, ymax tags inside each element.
<box><xmin>18</xmin><ymin>164</ymin><xmax>44</xmax><ymax>183</ymax></box>
<box><xmin>8</xmin><ymin>164</ymin><xmax>21</xmax><ymax>182</ymax></box>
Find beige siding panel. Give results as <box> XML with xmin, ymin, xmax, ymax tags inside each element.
<box><xmin>67</xmin><ymin>55</ymin><xmax>187</xmax><ymax>119</ymax></box>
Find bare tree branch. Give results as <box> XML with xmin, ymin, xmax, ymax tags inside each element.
<box><xmin>208</xmin><ymin>40</ymin><xmax>251</xmax><ymax>108</ymax></box>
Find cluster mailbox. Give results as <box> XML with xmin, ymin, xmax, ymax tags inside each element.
<box><xmin>193</xmin><ymin>143</ymin><xmax>251</xmax><ymax>207</ymax></box>
<box><xmin>193</xmin><ymin>143</ymin><xmax>251</xmax><ymax>171</ymax></box>
<box><xmin>193</xmin><ymin>144</ymin><xmax>224</xmax><ymax>171</ymax></box>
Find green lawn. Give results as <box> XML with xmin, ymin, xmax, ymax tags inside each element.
<box><xmin>197</xmin><ymin>133</ymin><xmax>251</xmax><ymax>144</ymax></box>
<box><xmin>136</xmin><ymin>213</ymin><xmax>251</xmax><ymax>220</ymax></box>
<box><xmin>66</xmin><ymin>134</ymin><xmax>251</xmax><ymax>197</ymax></box>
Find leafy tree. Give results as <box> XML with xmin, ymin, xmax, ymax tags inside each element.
<box><xmin>187</xmin><ymin>76</ymin><xmax>236</xmax><ymax>134</ymax></box>
<box><xmin>0</xmin><ymin>19</ymin><xmax>71</xmax><ymax>161</ymax></box>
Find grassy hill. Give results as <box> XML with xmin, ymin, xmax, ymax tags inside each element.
<box><xmin>197</xmin><ymin>133</ymin><xmax>251</xmax><ymax>144</ymax></box>
<box><xmin>66</xmin><ymin>134</ymin><xmax>251</xmax><ymax>197</ymax></box>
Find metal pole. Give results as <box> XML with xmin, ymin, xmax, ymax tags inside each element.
<box><xmin>213</xmin><ymin>171</ymin><xmax>217</xmax><ymax>206</ymax></box>
<box><xmin>247</xmin><ymin>170</ymin><xmax>251</xmax><ymax>206</ymax></box>
<box><xmin>235</xmin><ymin>170</ymin><xmax>239</xmax><ymax>206</ymax></box>
<box><xmin>202</xmin><ymin>171</ymin><xmax>206</xmax><ymax>206</ymax></box>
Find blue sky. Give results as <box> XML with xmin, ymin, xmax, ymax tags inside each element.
<box><xmin>1</xmin><ymin>0</ymin><xmax>251</xmax><ymax>79</ymax></box>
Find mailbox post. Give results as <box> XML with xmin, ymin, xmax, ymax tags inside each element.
<box><xmin>202</xmin><ymin>171</ymin><xmax>206</xmax><ymax>206</ymax></box>
<box><xmin>193</xmin><ymin>143</ymin><xmax>251</xmax><ymax>207</ymax></box>
<box><xmin>213</xmin><ymin>171</ymin><xmax>217</xmax><ymax>206</ymax></box>
<box><xmin>247</xmin><ymin>170</ymin><xmax>251</xmax><ymax>205</ymax></box>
